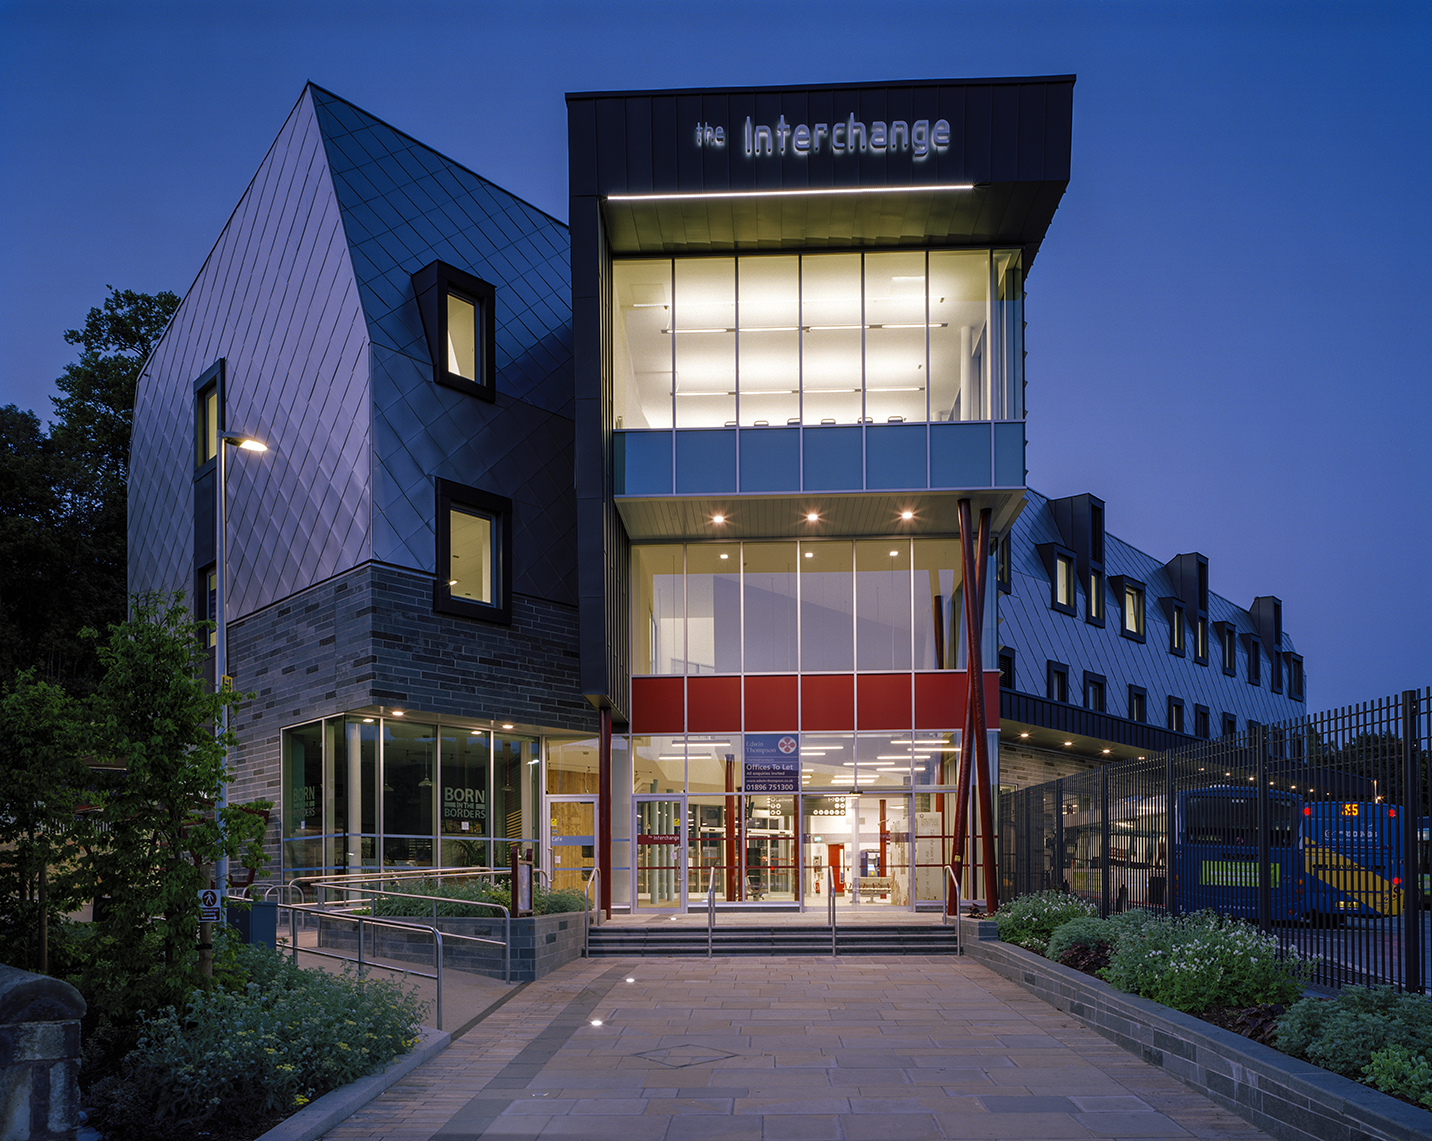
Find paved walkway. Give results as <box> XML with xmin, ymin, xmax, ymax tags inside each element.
<box><xmin>323</xmin><ymin>955</ymin><xmax>1272</xmax><ymax>1141</ymax></box>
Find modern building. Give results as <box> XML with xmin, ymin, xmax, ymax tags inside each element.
<box><xmin>128</xmin><ymin>76</ymin><xmax>1306</xmax><ymax>914</ymax></box>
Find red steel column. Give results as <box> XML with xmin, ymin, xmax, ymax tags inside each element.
<box><xmin>957</xmin><ymin>500</ymin><xmax>999</xmax><ymax>911</ymax></box>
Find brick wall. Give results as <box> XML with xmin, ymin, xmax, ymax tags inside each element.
<box><xmin>222</xmin><ymin>562</ymin><xmax>596</xmax><ymax>879</ymax></box>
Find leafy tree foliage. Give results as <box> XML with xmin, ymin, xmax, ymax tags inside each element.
<box><xmin>0</xmin><ymin>286</ymin><xmax>179</xmax><ymax>695</ymax></box>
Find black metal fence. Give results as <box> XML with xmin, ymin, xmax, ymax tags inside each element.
<box><xmin>999</xmin><ymin>688</ymin><xmax>1430</xmax><ymax>992</ymax></box>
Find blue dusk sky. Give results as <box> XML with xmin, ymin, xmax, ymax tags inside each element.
<box><xmin>1</xmin><ymin>0</ymin><xmax>1427</xmax><ymax>712</ymax></box>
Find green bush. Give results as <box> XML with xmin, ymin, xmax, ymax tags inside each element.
<box><xmin>993</xmin><ymin>891</ymin><xmax>1098</xmax><ymax>953</ymax></box>
<box><xmin>1364</xmin><ymin>1045</ymin><xmax>1432</xmax><ymax>1108</ymax></box>
<box><xmin>1276</xmin><ymin>986</ymin><xmax>1432</xmax><ymax>1081</ymax></box>
<box><xmin>89</xmin><ymin>939</ymin><xmax>425</xmax><ymax>1140</ymax></box>
<box><xmin>1101</xmin><ymin>911</ymin><xmax>1313</xmax><ymax>1014</ymax></box>
<box><xmin>1046</xmin><ymin>916</ymin><xmax>1113</xmax><ymax>962</ymax></box>
<box><xmin>364</xmin><ymin>876</ymin><xmax>589</xmax><ymax>918</ymax></box>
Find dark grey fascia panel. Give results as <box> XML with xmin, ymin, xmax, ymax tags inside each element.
<box><xmin>568</xmin><ymin>76</ymin><xmax>1074</xmax><ymax>265</ymax></box>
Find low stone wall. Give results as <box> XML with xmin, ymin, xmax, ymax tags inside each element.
<box><xmin>957</xmin><ymin>919</ymin><xmax>1432</xmax><ymax>1141</ymax></box>
<box><xmin>0</xmin><ymin>964</ymin><xmax>86</xmax><ymax>1141</ymax></box>
<box><xmin>317</xmin><ymin>911</ymin><xmax>587</xmax><ymax>982</ymax></box>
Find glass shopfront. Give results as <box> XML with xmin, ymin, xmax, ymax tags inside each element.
<box><xmin>280</xmin><ymin>715</ymin><xmax>539</xmax><ymax>883</ymax></box>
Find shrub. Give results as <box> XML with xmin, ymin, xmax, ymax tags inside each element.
<box><xmin>1101</xmin><ymin>911</ymin><xmax>1313</xmax><ymax>1013</ymax></box>
<box><xmin>1364</xmin><ymin>1045</ymin><xmax>1432</xmax><ymax>1108</ymax></box>
<box><xmin>993</xmin><ymin>891</ymin><xmax>1098</xmax><ymax>953</ymax></box>
<box><xmin>365</xmin><ymin>876</ymin><xmax>588</xmax><ymax>918</ymax></box>
<box><xmin>89</xmin><ymin>939</ymin><xmax>425</xmax><ymax>1140</ymax></box>
<box><xmin>1046</xmin><ymin>916</ymin><xmax>1112</xmax><ymax>962</ymax></box>
<box><xmin>1276</xmin><ymin>986</ymin><xmax>1432</xmax><ymax>1081</ymax></box>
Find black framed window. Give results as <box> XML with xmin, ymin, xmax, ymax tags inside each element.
<box><xmin>1087</xmin><ymin>569</ymin><xmax>1104</xmax><ymax>626</ymax></box>
<box><xmin>1167</xmin><ymin>696</ymin><xmax>1185</xmax><ymax>733</ymax></box>
<box><xmin>196</xmin><ymin>382</ymin><xmax>219</xmax><ymax>467</ymax></box>
<box><xmin>1220</xmin><ymin>624</ymin><xmax>1237</xmax><ymax>675</ymax></box>
<box><xmin>998</xmin><ymin>649</ymin><xmax>1015</xmax><ymax>690</ymax></box>
<box><xmin>1247</xmin><ymin>637</ymin><xmax>1261</xmax><ymax>686</ymax></box>
<box><xmin>413</xmin><ymin>261</ymin><xmax>497</xmax><ymax>402</ymax></box>
<box><xmin>196</xmin><ymin>562</ymin><xmax>217</xmax><ymax>648</ymax></box>
<box><xmin>435</xmin><ymin>479</ymin><xmax>512</xmax><ymax>623</ymax></box>
<box><xmin>1168</xmin><ymin>604</ymin><xmax>1186</xmax><ymax>656</ymax></box>
<box><xmin>1046</xmin><ymin>661</ymin><xmax>1069</xmax><ymax>704</ymax></box>
<box><xmin>1119</xmin><ymin>581</ymin><xmax>1146</xmax><ymax>641</ymax></box>
<box><xmin>1055</xmin><ymin>554</ymin><xmax>1074</xmax><ymax>613</ymax></box>
<box><xmin>995</xmin><ymin>538</ymin><xmax>1011</xmax><ymax>594</ymax></box>
<box><xmin>1194</xmin><ymin>704</ymin><xmax>1210</xmax><ymax>739</ymax></box>
<box><xmin>1221</xmin><ymin>712</ymin><xmax>1238</xmax><ymax>739</ymax></box>
<box><xmin>1287</xmin><ymin>654</ymin><xmax>1304</xmax><ymax>701</ymax></box>
<box><xmin>1083</xmin><ymin>671</ymin><xmax>1106</xmax><ymax>712</ymax></box>
<box><xmin>1194</xmin><ymin>615</ymin><xmax>1208</xmax><ymax>666</ymax></box>
<box><xmin>1127</xmin><ymin>685</ymin><xmax>1147</xmax><ymax>723</ymax></box>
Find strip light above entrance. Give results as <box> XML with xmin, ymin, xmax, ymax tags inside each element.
<box><xmin>606</xmin><ymin>183</ymin><xmax>975</xmax><ymax>203</ymax></box>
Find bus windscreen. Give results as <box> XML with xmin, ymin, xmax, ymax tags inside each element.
<box><xmin>1183</xmin><ymin>795</ymin><xmax>1297</xmax><ymax>847</ymax></box>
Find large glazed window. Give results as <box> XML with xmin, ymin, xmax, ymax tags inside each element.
<box><xmin>612</xmin><ymin>250</ymin><xmax>1019</xmax><ymax>430</ymax></box>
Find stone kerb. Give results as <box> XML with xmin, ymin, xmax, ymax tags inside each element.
<box><xmin>0</xmin><ymin>964</ymin><xmax>86</xmax><ymax>1141</ymax></box>
<box><xmin>957</xmin><ymin>918</ymin><xmax>1432</xmax><ymax>1141</ymax></box>
<box><xmin>316</xmin><ymin>910</ymin><xmax>587</xmax><ymax>982</ymax></box>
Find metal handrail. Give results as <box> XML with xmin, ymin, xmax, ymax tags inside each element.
<box><xmin>943</xmin><ymin>867</ymin><xmax>963</xmax><ymax>956</ymax></box>
<box><xmin>826</xmin><ymin>865</ymin><xmax>837</xmax><ymax>959</ymax></box>
<box><xmin>706</xmin><ymin>866</ymin><xmax>716</xmax><ymax>958</ymax></box>
<box><xmin>581</xmin><ymin>867</ymin><xmax>602</xmax><ymax>959</ymax></box>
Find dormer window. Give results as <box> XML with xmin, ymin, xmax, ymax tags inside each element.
<box><xmin>413</xmin><ymin>261</ymin><xmax>497</xmax><ymax>401</ymax></box>
<box><xmin>1111</xmin><ymin>575</ymin><xmax>1146</xmax><ymax>642</ymax></box>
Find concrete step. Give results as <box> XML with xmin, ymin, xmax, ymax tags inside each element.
<box><xmin>587</xmin><ymin>924</ymin><xmax>962</xmax><ymax>957</ymax></box>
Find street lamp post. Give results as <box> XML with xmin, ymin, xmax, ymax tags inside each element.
<box><xmin>215</xmin><ymin>430</ymin><xmax>268</xmax><ymax>897</ymax></box>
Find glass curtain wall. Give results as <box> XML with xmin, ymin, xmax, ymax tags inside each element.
<box><xmin>280</xmin><ymin>717</ymin><xmax>542</xmax><ymax>881</ymax></box>
<box><xmin>633</xmin><ymin>539</ymin><xmax>987</xmax><ymax>675</ymax></box>
<box><xmin>612</xmin><ymin>250</ymin><xmax>1019</xmax><ymax>429</ymax></box>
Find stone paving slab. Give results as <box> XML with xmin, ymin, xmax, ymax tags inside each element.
<box><xmin>321</xmin><ymin>956</ymin><xmax>1272</xmax><ymax>1141</ymax></box>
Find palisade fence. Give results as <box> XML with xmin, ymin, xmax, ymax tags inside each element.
<box><xmin>999</xmin><ymin>688</ymin><xmax>1430</xmax><ymax>992</ymax></box>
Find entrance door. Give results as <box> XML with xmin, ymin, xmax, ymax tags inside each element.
<box><xmin>548</xmin><ymin>798</ymin><xmax>597</xmax><ymax>894</ymax></box>
<box><xmin>854</xmin><ymin>795</ymin><xmax>911</xmax><ymax>907</ymax></box>
<box><xmin>635</xmin><ymin>798</ymin><xmax>685</xmax><ymax>910</ymax></box>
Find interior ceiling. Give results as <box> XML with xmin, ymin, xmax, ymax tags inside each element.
<box><xmin>602</xmin><ymin>183</ymin><xmax>1063</xmax><ymax>259</ymax></box>
<box><xmin>614</xmin><ymin>490</ymin><xmax>1024</xmax><ymax>543</ymax></box>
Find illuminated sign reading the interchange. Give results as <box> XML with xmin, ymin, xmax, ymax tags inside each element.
<box><xmin>692</xmin><ymin>115</ymin><xmax>953</xmax><ymax>160</ymax></box>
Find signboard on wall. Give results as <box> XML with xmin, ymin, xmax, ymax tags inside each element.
<box><xmin>744</xmin><ymin>734</ymin><xmax>799</xmax><ymax>793</ymax></box>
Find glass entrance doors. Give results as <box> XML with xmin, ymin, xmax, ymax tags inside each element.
<box><xmin>548</xmin><ymin>798</ymin><xmax>596</xmax><ymax>894</ymax></box>
<box><xmin>802</xmin><ymin>794</ymin><xmax>912</xmax><ymax>908</ymax></box>
<box><xmin>635</xmin><ymin>798</ymin><xmax>684</xmax><ymax>909</ymax></box>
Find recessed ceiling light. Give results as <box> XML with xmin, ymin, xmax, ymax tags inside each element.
<box><xmin>1063</xmin><ymin>741</ymin><xmax>1072</xmax><ymax>747</ymax></box>
<box><xmin>1102</xmin><ymin>749</ymin><xmax>1110</xmax><ymax>754</ymax></box>
<box><xmin>363</xmin><ymin>717</ymin><xmax>374</xmax><ymax>723</ymax></box>
<box><xmin>806</xmin><ymin>512</ymin><xmax>819</xmax><ymax>522</ymax></box>
<box><xmin>502</xmin><ymin>723</ymin><xmax>514</xmax><ymax>730</ymax></box>
<box><xmin>470</xmin><ymin>729</ymin><xmax>480</xmax><ymax>735</ymax></box>
<box><xmin>889</xmin><ymin>550</ymin><xmax>898</xmax><ymax>557</ymax></box>
<box><xmin>712</xmin><ymin>514</ymin><xmax>725</xmax><ymax>525</ymax></box>
<box><xmin>392</xmin><ymin>710</ymin><xmax>404</xmax><ymax>717</ymax></box>
<box><xmin>625</xmin><ymin>977</ymin><xmax>635</xmax><ymax>983</ymax></box>
<box><xmin>1019</xmin><ymin>732</ymin><xmax>1029</xmax><ymax>738</ymax></box>
<box><xmin>719</xmin><ymin>553</ymin><xmax>728</xmax><ymax>559</ymax></box>
<box><xmin>900</xmin><ymin>510</ymin><xmax>914</xmax><ymax>521</ymax></box>
<box><xmin>590</xmin><ymin>1019</ymin><xmax>603</xmax><ymax>1026</ymax></box>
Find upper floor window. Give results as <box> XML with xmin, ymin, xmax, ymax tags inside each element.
<box><xmin>435</xmin><ymin>479</ymin><xmax>511</xmax><ymax>623</ymax></box>
<box><xmin>1194</xmin><ymin>615</ymin><xmax>1208</xmax><ymax>665</ymax></box>
<box><xmin>1167</xmin><ymin>696</ymin><xmax>1185</xmax><ymax>733</ymax></box>
<box><xmin>1169</xmin><ymin>604</ymin><xmax>1186</xmax><ymax>656</ymax></box>
<box><xmin>611</xmin><ymin>248</ymin><xmax>1024</xmax><ymax>430</ymax></box>
<box><xmin>1247</xmin><ymin>637</ymin><xmax>1262</xmax><ymax>686</ymax></box>
<box><xmin>1084</xmin><ymin>672</ymin><xmax>1106</xmax><ymax>713</ymax></box>
<box><xmin>1194</xmin><ymin>705</ymin><xmax>1210</xmax><ymax>739</ymax></box>
<box><xmin>996</xmin><ymin>538</ymin><xmax>1011</xmax><ymax>594</ymax></box>
<box><xmin>1120</xmin><ymin>581</ymin><xmax>1146</xmax><ymax>641</ymax></box>
<box><xmin>414</xmin><ymin>261</ymin><xmax>497</xmax><ymax>402</ymax></box>
<box><xmin>1222</xmin><ymin>712</ymin><xmax>1238</xmax><ymax>738</ymax></box>
<box><xmin>1055</xmin><ymin>555</ymin><xmax>1074</xmax><ymax>612</ymax></box>
<box><xmin>1087</xmin><ymin>570</ymin><xmax>1104</xmax><ymax>625</ymax></box>
<box><xmin>1128</xmin><ymin>685</ymin><xmax>1147</xmax><ymax>723</ymax></box>
<box><xmin>998</xmin><ymin>649</ymin><xmax>1015</xmax><ymax>689</ymax></box>
<box><xmin>1288</xmin><ymin>654</ymin><xmax>1305</xmax><ymax>701</ymax></box>
<box><xmin>1220</xmin><ymin>624</ymin><xmax>1237</xmax><ymax>675</ymax></box>
<box><xmin>194</xmin><ymin>359</ymin><xmax>223</xmax><ymax>468</ymax></box>
<box><xmin>1047</xmin><ymin>662</ymin><xmax>1069</xmax><ymax>704</ymax></box>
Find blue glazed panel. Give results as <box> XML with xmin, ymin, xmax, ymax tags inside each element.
<box><xmin>993</xmin><ymin>421</ymin><xmax>1026</xmax><ymax>487</ymax></box>
<box><xmin>676</xmin><ymin>429</ymin><xmax>736</xmax><ymax>494</ymax></box>
<box><xmin>739</xmin><ymin>427</ymin><xmax>800</xmax><ymax>492</ymax></box>
<box><xmin>929</xmin><ymin>421</ymin><xmax>993</xmax><ymax>489</ymax></box>
<box><xmin>802</xmin><ymin>426</ymin><xmax>862</xmax><ymax>491</ymax></box>
<box><xmin>616</xmin><ymin>431</ymin><xmax>673</xmax><ymax>496</ymax></box>
<box><xmin>865</xmin><ymin>424</ymin><xmax>928</xmax><ymax>490</ymax></box>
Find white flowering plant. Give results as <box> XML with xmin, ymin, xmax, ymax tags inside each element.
<box><xmin>1100</xmin><ymin>910</ymin><xmax>1313</xmax><ymax>1013</ymax></box>
<box><xmin>993</xmin><ymin>890</ymin><xmax>1099</xmax><ymax>953</ymax></box>
<box><xmin>88</xmin><ymin>937</ymin><xmax>425</xmax><ymax>1139</ymax></box>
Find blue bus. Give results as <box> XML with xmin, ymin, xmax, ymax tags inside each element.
<box><xmin>1301</xmin><ymin>801</ymin><xmax>1404</xmax><ymax>918</ymax></box>
<box><xmin>1171</xmin><ymin>786</ymin><xmax>1304</xmax><ymax>921</ymax></box>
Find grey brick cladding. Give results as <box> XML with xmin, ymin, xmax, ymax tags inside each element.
<box><xmin>221</xmin><ymin>561</ymin><xmax>595</xmax><ymax>878</ymax></box>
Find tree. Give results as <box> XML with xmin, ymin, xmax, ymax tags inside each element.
<box><xmin>0</xmin><ymin>672</ymin><xmax>91</xmax><ymax>972</ymax></box>
<box><xmin>79</xmin><ymin>593</ymin><xmax>269</xmax><ymax>1005</ymax></box>
<box><xmin>0</xmin><ymin>287</ymin><xmax>179</xmax><ymax>695</ymax></box>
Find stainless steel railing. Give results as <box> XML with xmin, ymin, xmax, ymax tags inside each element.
<box><xmin>826</xmin><ymin>865</ymin><xmax>837</xmax><ymax>959</ymax></box>
<box><xmin>706</xmin><ymin>867</ymin><xmax>716</xmax><ymax>958</ymax></box>
<box><xmin>943</xmin><ymin>866</ymin><xmax>963</xmax><ymax>956</ymax></box>
<box><xmin>582</xmin><ymin>867</ymin><xmax>601</xmax><ymax>957</ymax></box>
